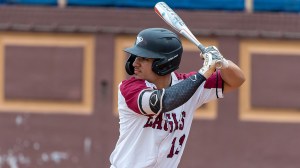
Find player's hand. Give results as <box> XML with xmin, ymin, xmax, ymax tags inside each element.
<box><xmin>201</xmin><ymin>46</ymin><xmax>229</xmax><ymax>69</ymax></box>
<box><xmin>199</xmin><ymin>46</ymin><xmax>219</xmax><ymax>76</ymax></box>
<box><xmin>199</xmin><ymin>59</ymin><xmax>217</xmax><ymax>79</ymax></box>
<box><xmin>199</xmin><ymin>50</ymin><xmax>212</xmax><ymax>76</ymax></box>
<box><xmin>199</xmin><ymin>50</ymin><xmax>217</xmax><ymax>78</ymax></box>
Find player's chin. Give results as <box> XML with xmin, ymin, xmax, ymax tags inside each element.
<box><xmin>134</xmin><ymin>74</ymin><xmax>142</xmax><ymax>79</ymax></box>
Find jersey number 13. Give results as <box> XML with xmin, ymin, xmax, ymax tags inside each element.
<box><xmin>167</xmin><ymin>134</ymin><xmax>186</xmax><ymax>158</ymax></box>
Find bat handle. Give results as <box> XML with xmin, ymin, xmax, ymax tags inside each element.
<box><xmin>197</xmin><ymin>44</ymin><xmax>206</xmax><ymax>60</ymax></box>
<box><xmin>215</xmin><ymin>60</ymin><xmax>223</xmax><ymax>69</ymax></box>
<box><xmin>197</xmin><ymin>44</ymin><xmax>206</xmax><ymax>54</ymax></box>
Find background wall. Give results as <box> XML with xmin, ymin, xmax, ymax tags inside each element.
<box><xmin>0</xmin><ymin>0</ymin><xmax>300</xmax><ymax>168</ymax></box>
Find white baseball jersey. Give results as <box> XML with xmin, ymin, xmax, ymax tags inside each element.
<box><xmin>110</xmin><ymin>71</ymin><xmax>223</xmax><ymax>168</ymax></box>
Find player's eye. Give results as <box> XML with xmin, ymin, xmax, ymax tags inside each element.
<box><xmin>140</xmin><ymin>57</ymin><xmax>151</xmax><ymax>61</ymax></box>
<box><xmin>135</xmin><ymin>57</ymin><xmax>153</xmax><ymax>63</ymax></box>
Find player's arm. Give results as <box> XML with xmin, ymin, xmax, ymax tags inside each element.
<box><xmin>201</xmin><ymin>46</ymin><xmax>245</xmax><ymax>93</ymax></box>
<box><xmin>220</xmin><ymin>60</ymin><xmax>245</xmax><ymax>93</ymax></box>
<box><xmin>138</xmin><ymin>62</ymin><xmax>216</xmax><ymax>115</ymax></box>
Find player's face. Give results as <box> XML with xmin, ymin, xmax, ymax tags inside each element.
<box><xmin>132</xmin><ymin>56</ymin><xmax>157</xmax><ymax>81</ymax></box>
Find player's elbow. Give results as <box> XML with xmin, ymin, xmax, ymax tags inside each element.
<box><xmin>236</xmin><ymin>73</ymin><xmax>246</xmax><ymax>87</ymax></box>
<box><xmin>234</xmin><ymin>72</ymin><xmax>246</xmax><ymax>88</ymax></box>
<box><xmin>230</xmin><ymin>67</ymin><xmax>246</xmax><ymax>88</ymax></box>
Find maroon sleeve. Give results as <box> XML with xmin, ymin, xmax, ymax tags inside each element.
<box><xmin>174</xmin><ymin>71</ymin><xmax>197</xmax><ymax>80</ymax></box>
<box><xmin>175</xmin><ymin>70</ymin><xmax>223</xmax><ymax>90</ymax></box>
<box><xmin>120</xmin><ymin>77</ymin><xmax>150</xmax><ymax>114</ymax></box>
<box><xmin>204</xmin><ymin>70</ymin><xmax>223</xmax><ymax>90</ymax></box>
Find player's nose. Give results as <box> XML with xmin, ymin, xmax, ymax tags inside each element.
<box><xmin>133</xmin><ymin>57</ymin><xmax>141</xmax><ymax>66</ymax></box>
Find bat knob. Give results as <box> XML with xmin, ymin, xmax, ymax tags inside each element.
<box><xmin>215</xmin><ymin>60</ymin><xmax>223</xmax><ymax>69</ymax></box>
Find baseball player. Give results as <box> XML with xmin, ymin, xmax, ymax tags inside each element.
<box><xmin>110</xmin><ymin>28</ymin><xmax>245</xmax><ymax>168</ymax></box>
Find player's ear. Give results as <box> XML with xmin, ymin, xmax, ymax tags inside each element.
<box><xmin>125</xmin><ymin>54</ymin><xmax>136</xmax><ymax>75</ymax></box>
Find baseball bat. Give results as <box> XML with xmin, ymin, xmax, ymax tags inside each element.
<box><xmin>154</xmin><ymin>2</ymin><xmax>206</xmax><ymax>53</ymax></box>
<box><xmin>154</xmin><ymin>2</ymin><xmax>224</xmax><ymax>68</ymax></box>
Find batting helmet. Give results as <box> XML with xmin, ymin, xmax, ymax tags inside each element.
<box><xmin>124</xmin><ymin>28</ymin><xmax>183</xmax><ymax>76</ymax></box>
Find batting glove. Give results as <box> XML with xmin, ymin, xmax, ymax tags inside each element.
<box><xmin>199</xmin><ymin>51</ymin><xmax>213</xmax><ymax>75</ymax></box>
<box><xmin>202</xmin><ymin>46</ymin><xmax>229</xmax><ymax>69</ymax></box>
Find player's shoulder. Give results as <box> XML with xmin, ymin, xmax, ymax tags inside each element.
<box><xmin>121</xmin><ymin>76</ymin><xmax>146</xmax><ymax>87</ymax></box>
<box><xmin>173</xmin><ymin>71</ymin><xmax>197</xmax><ymax>80</ymax></box>
<box><xmin>120</xmin><ymin>77</ymin><xmax>148</xmax><ymax>94</ymax></box>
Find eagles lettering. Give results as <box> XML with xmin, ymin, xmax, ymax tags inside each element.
<box><xmin>143</xmin><ymin>111</ymin><xmax>186</xmax><ymax>133</ymax></box>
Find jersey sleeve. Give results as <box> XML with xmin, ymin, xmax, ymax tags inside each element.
<box><xmin>119</xmin><ymin>77</ymin><xmax>150</xmax><ymax>115</ymax></box>
<box><xmin>194</xmin><ymin>70</ymin><xmax>224</xmax><ymax>107</ymax></box>
<box><xmin>173</xmin><ymin>71</ymin><xmax>197</xmax><ymax>80</ymax></box>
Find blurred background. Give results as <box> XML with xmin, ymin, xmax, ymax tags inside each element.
<box><xmin>0</xmin><ymin>0</ymin><xmax>300</xmax><ymax>167</ymax></box>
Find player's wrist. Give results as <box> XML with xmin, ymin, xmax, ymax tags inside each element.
<box><xmin>199</xmin><ymin>65</ymin><xmax>208</xmax><ymax>76</ymax></box>
<box><xmin>199</xmin><ymin>62</ymin><xmax>216</xmax><ymax>78</ymax></box>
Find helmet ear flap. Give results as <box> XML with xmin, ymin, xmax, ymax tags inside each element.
<box><xmin>152</xmin><ymin>58</ymin><xmax>177</xmax><ymax>76</ymax></box>
<box><xmin>152</xmin><ymin>52</ymin><xmax>182</xmax><ymax>76</ymax></box>
<box><xmin>152</xmin><ymin>59</ymin><xmax>161</xmax><ymax>75</ymax></box>
<box><xmin>125</xmin><ymin>55</ymin><xmax>136</xmax><ymax>75</ymax></box>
